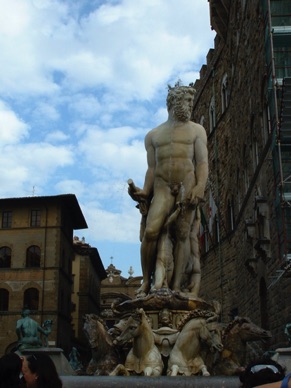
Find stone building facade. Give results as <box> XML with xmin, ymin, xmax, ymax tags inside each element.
<box><xmin>100</xmin><ymin>263</ymin><xmax>142</xmax><ymax>329</ymax></box>
<box><xmin>72</xmin><ymin>236</ymin><xmax>107</xmax><ymax>350</ymax></box>
<box><xmin>193</xmin><ymin>0</ymin><xmax>291</xmax><ymax>347</ymax></box>
<box><xmin>0</xmin><ymin>194</ymin><xmax>88</xmax><ymax>356</ymax></box>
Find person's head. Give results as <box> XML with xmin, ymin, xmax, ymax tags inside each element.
<box><xmin>240</xmin><ymin>358</ymin><xmax>285</xmax><ymax>388</ymax></box>
<box><xmin>22</xmin><ymin>353</ymin><xmax>62</xmax><ymax>388</ymax></box>
<box><xmin>166</xmin><ymin>84</ymin><xmax>196</xmax><ymax>121</ymax></box>
<box><xmin>0</xmin><ymin>352</ymin><xmax>22</xmax><ymax>388</ymax></box>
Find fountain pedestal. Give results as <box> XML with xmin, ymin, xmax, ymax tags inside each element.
<box><xmin>18</xmin><ymin>347</ymin><xmax>75</xmax><ymax>376</ymax></box>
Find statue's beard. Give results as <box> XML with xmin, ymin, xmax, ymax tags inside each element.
<box><xmin>173</xmin><ymin>100</ymin><xmax>191</xmax><ymax>121</ymax></box>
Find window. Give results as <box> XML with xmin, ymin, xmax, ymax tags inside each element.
<box><xmin>252</xmin><ymin>140</ymin><xmax>259</xmax><ymax>171</ymax></box>
<box><xmin>213</xmin><ymin>214</ymin><xmax>220</xmax><ymax>244</ymax></box>
<box><xmin>0</xmin><ymin>247</ymin><xmax>11</xmax><ymax>268</ymax></box>
<box><xmin>26</xmin><ymin>246</ymin><xmax>41</xmax><ymax>267</ymax></box>
<box><xmin>31</xmin><ymin>210</ymin><xmax>41</xmax><ymax>227</ymax></box>
<box><xmin>227</xmin><ymin>198</ymin><xmax>235</xmax><ymax>232</ymax></box>
<box><xmin>23</xmin><ymin>288</ymin><xmax>39</xmax><ymax>311</ymax></box>
<box><xmin>209</xmin><ymin>96</ymin><xmax>216</xmax><ymax>133</ymax></box>
<box><xmin>221</xmin><ymin>73</ymin><xmax>229</xmax><ymax>113</ymax></box>
<box><xmin>262</xmin><ymin>103</ymin><xmax>271</xmax><ymax>143</ymax></box>
<box><xmin>0</xmin><ymin>288</ymin><xmax>9</xmax><ymax>311</ymax></box>
<box><xmin>243</xmin><ymin>145</ymin><xmax>250</xmax><ymax>193</ymax></box>
<box><xmin>2</xmin><ymin>211</ymin><xmax>12</xmax><ymax>228</ymax></box>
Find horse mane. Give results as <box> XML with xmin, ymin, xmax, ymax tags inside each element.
<box><xmin>85</xmin><ymin>313</ymin><xmax>109</xmax><ymax>331</ymax></box>
<box><xmin>130</xmin><ymin>308</ymin><xmax>152</xmax><ymax>327</ymax></box>
<box><xmin>222</xmin><ymin>316</ymin><xmax>251</xmax><ymax>340</ymax></box>
<box><xmin>177</xmin><ymin>309</ymin><xmax>218</xmax><ymax>331</ymax></box>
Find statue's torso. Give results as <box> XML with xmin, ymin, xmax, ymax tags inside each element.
<box><xmin>151</xmin><ymin>121</ymin><xmax>198</xmax><ymax>185</ymax></box>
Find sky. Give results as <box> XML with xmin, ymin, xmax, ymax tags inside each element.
<box><xmin>0</xmin><ymin>0</ymin><xmax>215</xmax><ymax>278</ymax></box>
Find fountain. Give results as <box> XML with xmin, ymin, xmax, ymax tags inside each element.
<box><xmin>16</xmin><ymin>85</ymin><xmax>272</xmax><ymax>387</ymax></box>
<box><xmin>59</xmin><ymin>85</ymin><xmax>271</xmax><ymax>386</ymax></box>
<box><xmin>15</xmin><ymin>308</ymin><xmax>74</xmax><ymax>376</ymax></box>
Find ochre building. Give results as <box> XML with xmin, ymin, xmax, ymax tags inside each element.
<box><xmin>0</xmin><ymin>194</ymin><xmax>105</xmax><ymax>357</ymax></box>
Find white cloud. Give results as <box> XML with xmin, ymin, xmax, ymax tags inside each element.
<box><xmin>0</xmin><ymin>142</ymin><xmax>74</xmax><ymax>197</ymax></box>
<box><xmin>0</xmin><ymin>0</ymin><xmax>215</xmax><ymax>275</ymax></box>
<box><xmin>68</xmin><ymin>93</ymin><xmax>101</xmax><ymax>119</ymax></box>
<box><xmin>55</xmin><ymin>179</ymin><xmax>86</xmax><ymax>197</ymax></box>
<box><xmin>0</xmin><ymin>0</ymin><xmax>214</xmax><ymax>99</ymax></box>
<box><xmin>82</xmin><ymin>202</ymin><xmax>141</xmax><ymax>243</ymax></box>
<box><xmin>44</xmin><ymin>130</ymin><xmax>69</xmax><ymax>143</ymax></box>
<box><xmin>78</xmin><ymin>125</ymin><xmax>147</xmax><ymax>182</ymax></box>
<box><xmin>0</xmin><ymin>100</ymin><xmax>29</xmax><ymax>144</ymax></box>
<box><xmin>32</xmin><ymin>101</ymin><xmax>60</xmax><ymax>122</ymax></box>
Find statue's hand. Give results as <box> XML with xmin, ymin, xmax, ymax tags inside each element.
<box><xmin>134</xmin><ymin>188</ymin><xmax>148</xmax><ymax>199</ymax></box>
<box><xmin>189</xmin><ymin>185</ymin><xmax>205</xmax><ymax>205</ymax></box>
<box><xmin>130</xmin><ymin>188</ymin><xmax>148</xmax><ymax>202</ymax></box>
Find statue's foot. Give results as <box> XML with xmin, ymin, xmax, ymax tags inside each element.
<box><xmin>135</xmin><ymin>284</ymin><xmax>148</xmax><ymax>298</ymax></box>
<box><xmin>136</xmin><ymin>290</ymin><xmax>147</xmax><ymax>298</ymax></box>
<box><xmin>172</xmin><ymin>287</ymin><xmax>181</xmax><ymax>294</ymax></box>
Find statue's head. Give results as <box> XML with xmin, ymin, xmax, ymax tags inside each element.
<box><xmin>167</xmin><ymin>81</ymin><xmax>196</xmax><ymax>110</ymax></box>
<box><xmin>22</xmin><ymin>308</ymin><xmax>31</xmax><ymax>317</ymax></box>
<box><xmin>166</xmin><ymin>82</ymin><xmax>196</xmax><ymax>121</ymax></box>
<box><xmin>158</xmin><ymin>308</ymin><xmax>173</xmax><ymax>328</ymax></box>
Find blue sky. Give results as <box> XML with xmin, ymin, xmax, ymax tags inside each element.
<box><xmin>0</xmin><ymin>0</ymin><xmax>215</xmax><ymax>278</ymax></box>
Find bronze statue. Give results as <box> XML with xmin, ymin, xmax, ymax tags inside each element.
<box><xmin>16</xmin><ymin>309</ymin><xmax>49</xmax><ymax>350</ymax></box>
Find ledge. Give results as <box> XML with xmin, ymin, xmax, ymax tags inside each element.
<box><xmin>61</xmin><ymin>375</ymin><xmax>240</xmax><ymax>387</ymax></box>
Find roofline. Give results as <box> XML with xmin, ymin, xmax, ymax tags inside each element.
<box><xmin>0</xmin><ymin>194</ymin><xmax>88</xmax><ymax>230</ymax></box>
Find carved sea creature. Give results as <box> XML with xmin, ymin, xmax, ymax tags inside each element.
<box><xmin>83</xmin><ymin>313</ymin><xmax>119</xmax><ymax>375</ymax></box>
<box><xmin>212</xmin><ymin>316</ymin><xmax>272</xmax><ymax>375</ymax></box>
<box><xmin>111</xmin><ymin>308</ymin><xmax>163</xmax><ymax>376</ymax></box>
<box><xmin>167</xmin><ymin>318</ymin><xmax>223</xmax><ymax>376</ymax></box>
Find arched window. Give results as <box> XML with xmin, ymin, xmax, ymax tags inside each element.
<box><xmin>209</xmin><ymin>96</ymin><xmax>216</xmax><ymax>133</ymax></box>
<box><xmin>0</xmin><ymin>246</ymin><xmax>11</xmax><ymax>268</ymax></box>
<box><xmin>26</xmin><ymin>246</ymin><xmax>41</xmax><ymax>268</ymax></box>
<box><xmin>221</xmin><ymin>73</ymin><xmax>229</xmax><ymax>113</ymax></box>
<box><xmin>23</xmin><ymin>288</ymin><xmax>39</xmax><ymax>311</ymax></box>
<box><xmin>0</xmin><ymin>288</ymin><xmax>9</xmax><ymax>311</ymax></box>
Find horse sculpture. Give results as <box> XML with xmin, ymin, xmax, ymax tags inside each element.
<box><xmin>83</xmin><ymin>313</ymin><xmax>120</xmax><ymax>375</ymax></box>
<box><xmin>211</xmin><ymin>316</ymin><xmax>272</xmax><ymax>376</ymax></box>
<box><xmin>167</xmin><ymin>317</ymin><xmax>223</xmax><ymax>376</ymax></box>
<box><xmin>111</xmin><ymin>308</ymin><xmax>163</xmax><ymax>376</ymax></box>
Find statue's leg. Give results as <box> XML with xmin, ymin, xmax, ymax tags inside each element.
<box><xmin>137</xmin><ymin>187</ymin><xmax>174</xmax><ymax>297</ymax></box>
<box><xmin>201</xmin><ymin>364</ymin><xmax>210</xmax><ymax>376</ymax></box>
<box><xmin>171</xmin><ymin>209</ymin><xmax>195</xmax><ymax>292</ymax></box>
<box><xmin>151</xmin><ymin>230</ymin><xmax>173</xmax><ymax>291</ymax></box>
<box><xmin>170</xmin><ymin>364</ymin><xmax>179</xmax><ymax>376</ymax></box>
<box><xmin>187</xmin><ymin>207</ymin><xmax>201</xmax><ymax>296</ymax></box>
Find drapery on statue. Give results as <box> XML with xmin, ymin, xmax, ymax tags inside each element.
<box><xmin>128</xmin><ymin>83</ymin><xmax>208</xmax><ymax>298</ymax></box>
<box><xmin>16</xmin><ymin>308</ymin><xmax>50</xmax><ymax>350</ymax></box>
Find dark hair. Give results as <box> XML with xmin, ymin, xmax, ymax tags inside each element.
<box><xmin>0</xmin><ymin>352</ymin><xmax>22</xmax><ymax>388</ymax></box>
<box><xmin>240</xmin><ymin>358</ymin><xmax>285</xmax><ymax>388</ymax></box>
<box><xmin>27</xmin><ymin>353</ymin><xmax>62</xmax><ymax>388</ymax></box>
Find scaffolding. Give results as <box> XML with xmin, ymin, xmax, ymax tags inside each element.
<box><xmin>264</xmin><ymin>0</ymin><xmax>291</xmax><ymax>286</ymax></box>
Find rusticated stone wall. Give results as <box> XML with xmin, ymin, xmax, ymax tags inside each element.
<box><xmin>193</xmin><ymin>0</ymin><xmax>291</xmax><ymax>349</ymax></box>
